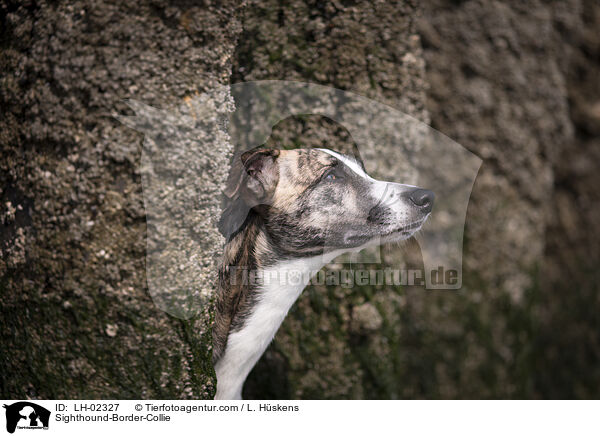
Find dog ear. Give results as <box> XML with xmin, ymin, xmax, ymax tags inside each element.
<box><xmin>218</xmin><ymin>195</ymin><xmax>248</xmax><ymax>240</ymax></box>
<box><xmin>239</xmin><ymin>148</ymin><xmax>280</xmax><ymax>202</ymax></box>
<box><xmin>222</xmin><ymin>148</ymin><xmax>280</xmax><ymax>202</ymax></box>
<box><xmin>218</xmin><ymin>147</ymin><xmax>280</xmax><ymax>239</ymax></box>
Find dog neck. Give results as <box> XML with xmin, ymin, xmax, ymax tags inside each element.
<box><xmin>213</xmin><ymin>212</ymin><xmax>333</xmax><ymax>400</ymax></box>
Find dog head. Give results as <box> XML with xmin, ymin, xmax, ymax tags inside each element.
<box><xmin>219</xmin><ymin>147</ymin><xmax>434</xmax><ymax>257</ymax></box>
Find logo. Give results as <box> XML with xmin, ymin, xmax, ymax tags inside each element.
<box><xmin>3</xmin><ymin>402</ymin><xmax>50</xmax><ymax>434</ymax></box>
<box><xmin>119</xmin><ymin>81</ymin><xmax>481</xmax><ymax>318</ymax></box>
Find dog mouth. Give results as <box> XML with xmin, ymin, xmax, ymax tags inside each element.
<box><xmin>386</xmin><ymin>219</ymin><xmax>426</xmax><ymax>237</ymax></box>
<box><xmin>342</xmin><ymin>218</ymin><xmax>427</xmax><ymax>246</ymax></box>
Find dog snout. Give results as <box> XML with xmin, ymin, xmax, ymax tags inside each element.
<box><xmin>406</xmin><ymin>188</ymin><xmax>434</xmax><ymax>213</ymax></box>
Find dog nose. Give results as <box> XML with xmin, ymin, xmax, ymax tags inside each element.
<box><xmin>407</xmin><ymin>188</ymin><xmax>435</xmax><ymax>213</ymax></box>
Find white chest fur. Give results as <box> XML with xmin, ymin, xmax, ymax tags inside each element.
<box><xmin>214</xmin><ymin>255</ymin><xmax>328</xmax><ymax>400</ymax></box>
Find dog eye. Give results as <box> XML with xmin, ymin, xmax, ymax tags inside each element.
<box><xmin>323</xmin><ymin>168</ymin><xmax>342</xmax><ymax>182</ymax></box>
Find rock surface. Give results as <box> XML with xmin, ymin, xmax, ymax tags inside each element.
<box><xmin>0</xmin><ymin>0</ymin><xmax>243</xmax><ymax>398</ymax></box>
<box><xmin>418</xmin><ymin>0</ymin><xmax>600</xmax><ymax>398</ymax></box>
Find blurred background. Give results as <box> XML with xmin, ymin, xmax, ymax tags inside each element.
<box><xmin>1</xmin><ymin>0</ymin><xmax>599</xmax><ymax>399</ymax></box>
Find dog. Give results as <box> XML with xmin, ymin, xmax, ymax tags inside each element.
<box><xmin>212</xmin><ymin>147</ymin><xmax>434</xmax><ymax>400</ymax></box>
